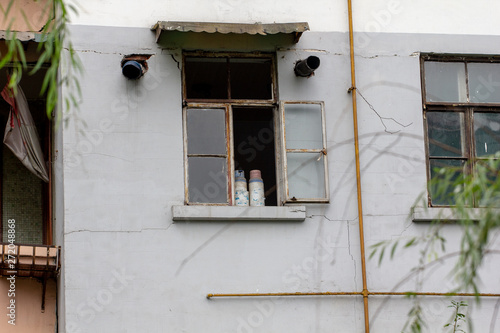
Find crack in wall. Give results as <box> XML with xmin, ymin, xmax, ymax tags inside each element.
<box><xmin>308</xmin><ymin>214</ymin><xmax>358</xmax><ymax>223</ymax></box>
<box><xmin>170</xmin><ymin>54</ymin><xmax>181</xmax><ymax>70</ymax></box>
<box><xmin>354</xmin><ymin>88</ymin><xmax>412</xmax><ymax>134</ymax></box>
<box><xmin>391</xmin><ymin>220</ymin><xmax>413</xmax><ymax>239</ymax></box>
<box><xmin>68</xmin><ymin>48</ymin><xmax>155</xmax><ymax>55</ymax></box>
<box><xmin>64</xmin><ymin>226</ymin><xmax>171</xmax><ymax>235</ymax></box>
<box><xmin>346</xmin><ymin>221</ymin><xmax>358</xmax><ymax>292</ymax></box>
<box><xmin>356</xmin><ymin>52</ymin><xmax>420</xmax><ymax>59</ymax></box>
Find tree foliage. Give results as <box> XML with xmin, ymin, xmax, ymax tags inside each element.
<box><xmin>371</xmin><ymin>154</ymin><xmax>500</xmax><ymax>331</ymax></box>
<box><xmin>0</xmin><ymin>0</ymin><xmax>81</xmax><ymax>120</ymax></box>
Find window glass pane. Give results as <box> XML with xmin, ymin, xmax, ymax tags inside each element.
<box><xmin>474</xmin><ymin>113</ymin><xmax>500</xmax><ymax>157</ymax></box>
<box><xmin>187</xmin><ymin>108</ymin><xmax>226</xmax><ymax>155</ymax></box>
<box><xmin>429</xmin><ymin>159</ymin><xmax>465</xmax><ymax>206</ymax></box>
<box><xmin>287</xmin><ymin>152</ymin><xmax>326</xmax><ymax>199</ymax></box>
<box><xmin>188</xmin><ymin>157</ymin><xmax>227</xmax><ymax>203</ymax></box>
<box><xmin>230</xmin><ymin>58</ymin><xmax>272</xmax><ymax>100</ymax></box>
<box><xmin>468</xmin><ymin>63</ymin><xmax>500</xmax><ymax>103</ymax></box>
<box><xmin>185</xmin><ymin>57</ymin><xmax>228</xmax><ymax>99</ymax></box>
<box><xmin>424</xmin><ymin>62</ymin><xmax>467</xmax><ymax>102</ymax></box>
<box><xmin>284</xmin><ymin>103</ymin><xmax>323</xmax><ymax>149</ymax></box>
<box><xmin>475</xmin><ymin>160</ymin><xmax>500</xmax><ymax>207</ymax></box>
<box><xmin>427</xmin><ymin>112</ymin><xmax>465</xmax><ymax>157</ymax></box>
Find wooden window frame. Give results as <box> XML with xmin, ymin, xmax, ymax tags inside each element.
<box><xmin>421</xmin><ymin>54</ymin><xmax>500</xmax><ymax>207</ymax></box>
<box><xmin>280</xmin><ymin>101</ymin><xmax>329</xmax><ymax>203</ymax></box>
<box><xmin>182</xmin><ymin>52</ymin><xmax>279</xmax><ymax>206</ymax></box>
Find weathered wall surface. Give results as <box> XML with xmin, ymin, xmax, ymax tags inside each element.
<box><xmin>57</xmin><ymin>20</ymin><xmax>500</xmax><ymax>332</ymax></box>
<box><xmin>0</xmin><ymin>278</ymin><xmax>57</xmax><ymax>332</ymax></box>
<box><xmin>0</xmin><ymin>0</ymin><xmax>51</xmax><ymax>32</ymax></box>
<box><xmin>66</xmin><ymin>0</ymin><xmax>500</xmax><ymax>35</ymax></box>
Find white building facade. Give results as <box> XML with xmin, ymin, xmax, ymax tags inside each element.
<box><xmin>3</xmin><ymin>0</ymin><xmax>500</xmax><ymax>332</ymax></box>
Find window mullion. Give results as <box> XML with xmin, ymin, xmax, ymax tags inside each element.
<box><xmin>226</xmin><ymin>58</ymin><xmax>231</xmax><ymax>100</ymax></box>
<box><xmin>227</xmin><ymin>104</ymin><xmax>234</xmax><ymax>206</ymax></box>
<box><xmin>465</xmin><ymin>61</ymin><xmax>470</xmax><ymax>103</ymax></box>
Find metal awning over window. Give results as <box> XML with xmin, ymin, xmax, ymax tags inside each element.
<box><xmin>152</xmin><ymin>21</ymin><xmax>310</xmax><ymax>43</ymax></box>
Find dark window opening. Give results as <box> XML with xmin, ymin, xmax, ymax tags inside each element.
<box><xmin>233</xmin><ymin>107</ymin><xmax>277</xmax><ymax>206</ymax></box>
<box><xmin>185</xmin><ymin>57</ymin><xmax>228</xmax><ymax>99</ymax></box>
<box><xmin>185</xmin><ymin>56</ymin><xmax>273</xmax><ymax>100</ymax></box>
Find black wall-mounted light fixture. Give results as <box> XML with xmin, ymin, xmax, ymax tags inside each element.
<box><xmin>294</xmin><ymin>56</ymin><xmax>320</xmax><ymax>77</ymax></box>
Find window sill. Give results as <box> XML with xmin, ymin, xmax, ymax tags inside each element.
<box><xmin>412</xmin><ymin>207</ymin><xmax>500</xmax><ymax>223</ymax></box>
<box><xmin>172</xmin><ymin>205</ymin><xmax>306</xmax><ymax>222</ymax></box>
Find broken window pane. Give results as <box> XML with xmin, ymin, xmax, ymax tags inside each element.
<box><xmin>287</xmin><ymin>152</ymin><xmax>326</xmax><ymax>199</ymax></box>
<box><xmin>475</xmin><ymin>113</ymin><xmax>500</xmax><ymax>157</ymax></box>
<box><xmin>188</xmin><ymin>157</ymin><xmax>227</xmax><ymax>203</ymax></box>
<box><xmin>230</xmin><ymin>58</ymin><xmax>272</xmax><ymax>100</ymax></box>
<box><xmin>185</xmin><ymin>57</ymin><xmax>228</xmax><ymax>99</ymax></box>
<box><xmin>284</xmin><ymin>103</ymin><xmax>323</xmax><ymax>150</ymax></box>
<box><xmin>468</xmin><ymin>63</ymin><xmax>500</xmax><ymax>103</ymax></box>
<box><xmin>187</xmin><ymin>108</ymin><xmax>226</xmax><ymax>155</ymax></box>
<box><xmin>429</xmin><ymin>159</ymin><xmax>464</xmax><ymax>206</ymax></box>
<box><xmin>427</xmin><ymin>112</ymin><xmax>465</xmax><ymax>157</ymax></box>
<box><xmin>425</xmin><ymin>62</ymin><xmax>467</xmax><ymax>102</ymax></box>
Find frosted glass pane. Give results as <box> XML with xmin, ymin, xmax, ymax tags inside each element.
<box><xmin>187</xmin><ymin>108</ymin><xmax>226</xmax><ymax>155</ymax></box>
<box><xmin>427</xmin><ymin>112</ymin><xmax>464</xmax><ymax>157</ymax></box>
<box><xmin>188</xmin><ymin>157</ymin><xmax>227</xmax><ymax>203</ymax></box>
<box><xmin>285</xmin><ymin>103</ymin><xmax>323</xmax><ymax>149</ymax></box>
<box><xmin>475</xmin><ymin>113</ymin><xmax>500</xmax><ymax>157</ymax></box>
<box><xmin>468</xmin><ymin>63</ymin><xmax>500</xmax><ymax>103</ymax></box>
<box><xmin>425</xmin><ymin>62</ymin><xmax>466</xmax><ymax>102</ymax></box>
<box><xmin>287</xmin><ymin>152</ymin><xmax>326</xmax><ymax>199</ymax></box>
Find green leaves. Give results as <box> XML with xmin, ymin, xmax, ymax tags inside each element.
<box><xmin>444</xmin><ymin>300</ymin><xmax>468</xmax><ymax>332</ymax></box>
<box><xmin>0</xmin><ymin>0</ymin><xmax>82</xmax><ymax>120</ymax></box>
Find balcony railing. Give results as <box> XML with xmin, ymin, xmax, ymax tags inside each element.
<box><xmin>0</xmin><ymin>243</ymin><xmax>60</xmax><ymax>278</ymax></box>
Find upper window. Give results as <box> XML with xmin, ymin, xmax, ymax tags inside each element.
<box><xmin>421</xmin><ymin>55</ymin><xmax>500</xmax><ymax>206</ymax></box>
<box><xmin>182</xmin><ymin>52</ymin><xmax>329</xmax><ymax>206</ymax></box>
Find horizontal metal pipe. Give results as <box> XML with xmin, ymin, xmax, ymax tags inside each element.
<box><xmin>206</xmin><ymin>291</ymin><xmax>500</xmax><ymax>299</ymax></box>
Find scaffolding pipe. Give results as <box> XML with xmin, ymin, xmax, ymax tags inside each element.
<box><xmin>346</xmin><ymin>0</ymin><xmax>370</xmax><ymax>332</ymax></box>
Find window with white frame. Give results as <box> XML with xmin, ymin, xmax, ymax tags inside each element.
<box><xmin>182</xmin><ymin>52</ymin><xmax>329</xmax><ymax>206</ymax></box>
<box><xmin>421</xmin><ymin>54</ymin><xmax>500</xmax><ymax>206</ymax></box>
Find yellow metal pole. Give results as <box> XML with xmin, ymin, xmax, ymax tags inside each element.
<box><xmin>207</xmin><ymin>291</ymin><xmax>500</xmax><ymax>299</ymax></box>
<box><xmin>346</xmin><ymin>0</ymin><xmax>370</xmax><ymax>332</ymax></box>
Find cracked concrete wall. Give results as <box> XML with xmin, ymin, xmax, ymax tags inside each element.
<box><xmin>58</xmin><ymin>24</ymin><xmax>500</xmax><ymax>333</ymax></box>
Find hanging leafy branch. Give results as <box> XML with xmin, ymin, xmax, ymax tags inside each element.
<box><xmin>370</xmin><ymin>154</ymin><xmax>500</xmax><ymax>331</ymax></box>
<box><xmin>444</xmin><ymin>300</ymin><xmax>468</xmax><ymax>333</ymax></box>
<box><xmin>0</xmin><ymin>0</ymin><xmax>82</xmax><ymax>120</ymax></box>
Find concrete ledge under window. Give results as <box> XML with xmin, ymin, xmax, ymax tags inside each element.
<box><xmin>412</xmin><ymin>207</ymin><xmax>500</xmax><ymax>223</ymax></box>
<box><xmin>172</xmin><ymin>205</ymin><xmax>306</xmax><ymax>222</ymax></box>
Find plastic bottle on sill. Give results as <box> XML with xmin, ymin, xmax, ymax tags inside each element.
<box><xmin>249</xmin><ymin>169</ymin><xmax>265</xmax><ymax>206</ymax></box>
<box><xmin>234</xmin><ymin>170</ymin><xmax>249</xmax><ymax>206</ymax></box>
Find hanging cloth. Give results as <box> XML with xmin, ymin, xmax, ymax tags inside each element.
<box><xmin>1</xmin><ymin>83</ymin><xmax>49</xmax><ymax>183</ymax></box>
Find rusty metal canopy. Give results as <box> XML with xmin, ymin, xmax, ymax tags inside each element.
<box><xmin>152</xmin><ymin>21</ymin><xmax>309</xmax><ymax>43</ymax></box>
